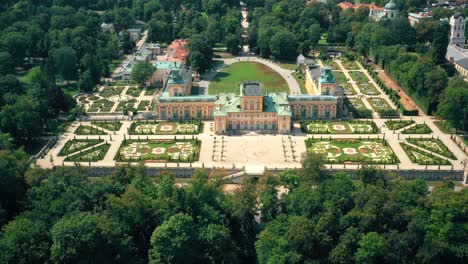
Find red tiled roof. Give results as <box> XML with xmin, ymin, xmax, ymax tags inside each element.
<box><xmin>337</xmin><ymin>2</ymin><xmax>384</xmax><ymax>12</ymax></box>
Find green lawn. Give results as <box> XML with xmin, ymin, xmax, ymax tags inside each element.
<box><xmin>333</xmin><ymin>71</ymin><xmax>349</xmax><ymax>83</ymax></box>
<box><xmin>208</xmin><ymin>61</ymin><xmax>289</xmax><ymax>95</ymax></box>
<box><xmin>349</xmin><ymin>71</ymin><xmax>369</xmax><ymax>83</ymax></box>
<box><xmin>293</xmin><ymin>72</ymin><xmax>307</xmax><ymax>94</ymax></box>
<box><xmin>18</xmin><ymin>66</ymin><xmax>41</xmax><ymax>84</ymax></box>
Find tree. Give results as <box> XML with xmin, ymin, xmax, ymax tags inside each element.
<box><xmin>131</xmin><ymin>61</ymin><xmax>156</xmax><ymax>85</ymax></box>
<box><xmin>188</xmin><ymin>34</ymin><xmax>213</xmax><ymax>75</ymax></box>
<box><xmin>300</xmin><ymin>152</ymin><xmax>327</xmax><ymax>185</ymax></box>
<box><xmin>355</xmin><ymin>232</ymin><xmax>386</xmax><ymax>264</ymax></box>
<box><xmin>269</xmin><ymin>29</ymin><xmax>297</xmax><ymax>60</ymax></box>
<box><xmin>0</xmin><ymin>95</ymin><xmax>43</xmax><ymax>145</ymax></box>
<box><xmin>225</xmin><ymin>33</ymin><xmax>242</xmax><ymax>55</ymax></box>
<box><xmin>0</xmin><ymin>217</ymin><xmax>50</xmax><ymax>263</ymax></box>
<box><xmin>122</xmin><ymin>31</ymin><xmax>135</xmax><ymax>54</ymax></box>
<box><xmin>52</xmin><ymin>46</ymin><xmax>78</xmax><ymax>83</ymax></box>
<box><xmin>50</xmin><ymin>212</ymin><xmax>135</xmax><ymax>263</ymax></box>
<box><xmin>78</xmin><ymin>69</ymin><xmax>95</xmax><ymax>92</ymax></box>
<box><xmin>0</xmin><ymin>74</ymin><xmax>24</xmax><ymax>104</ymax></box>
<box><xmin>431</xmin><ymin>21</ymin><xmax>449</xmax><ymax>65</ymax></box>
<box><xmin>0</xmin><ymin>52</ymin><xmax>14</xmax><ymax>75</ymax></box>
<box><xmin>147</xmin><ymin>19</ymin><xmax>171</xmax><ymax>43</ymax></box>
<box><xmin>149</xmin><ymin>213</ymin><xmax>197</xmax><ymax>263</ymax></box>
<box><xmin>437</xmin><ymin>77</ymin><xmax>468</xmax><ymax>131</ymax></box>
<box><xmin>0</xmin><ymin>148</ymin><xmax>29</xmax><ymax>224</ymax></box>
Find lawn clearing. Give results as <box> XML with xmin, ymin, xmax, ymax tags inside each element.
<box><xmin>116</xmin><ymin>139</ymin><xmax>201</xmax><ymax>162</ymax></box>
<box><xmin>209</xmin><ymin>61</ymin><xmax>288</xmax><ymax>95</ymax></box>
<box><xmin>306</xmin><ymin>138</ymin><xmax>398</xmax><ymax>164</ymax></box>
<box><xmin>400</xmin><ymin>143</ymin><xmax>451</xmax><ymax>165</ymax></box>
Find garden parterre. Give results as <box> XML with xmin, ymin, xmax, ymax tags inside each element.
<box><xmin>116</xmin><ymin>139</ymin><xmax>200</xmax><ymax>162</ymax></box>
<box><xmin>406</xmin><ymin>138</ymin><xmax>455</xmax><ymax>159</ymax></box>
<box><xmin>400</xmin><ymin>143</ymin><xmax>451</xmax><ymax>165</ymax></box>
<box><xmin>129</xmin><ymin>121</ymin><xmax>202</xmax><ymax>135</ymax></box>
<box><xmin>303</xmin><ymin>121</ymin><xmax>378</xmax><ymax>134</ymax></box>
<box><xmin>306</xmin><ymin>138</ymin><xmax>398</xmax><ymax>164</ymax></box>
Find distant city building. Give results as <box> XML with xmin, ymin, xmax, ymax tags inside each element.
<box><xmin>408</xmin><ymin>11</ymin><xmax>432</xmax><ymax>26</ymax></box>
<box><xmin>337</xmin><ymin>0</ymin><xmax>399</xmax><ymax>20</ymax></box>
<box><xmin>449</xmin><ymin>12</ymin><xmax>467</xmax><ymax>47</ymax></box>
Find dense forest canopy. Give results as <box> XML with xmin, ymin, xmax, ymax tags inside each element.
<box><xmin>0</xmin><ymin>155</ymin><xmax>467</xmax><ymax>263</ymax></box>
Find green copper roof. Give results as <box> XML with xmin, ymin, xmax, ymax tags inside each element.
<box><xmin>320</xmin><ymin>67</ymin><xmax>336</xmax><ymax>84</ymax></box>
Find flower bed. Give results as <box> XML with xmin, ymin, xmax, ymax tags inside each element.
<box><xmin>302</xmin><ymin>121</ymin><xmax>378</xmax><ymax>134</ymax></box>
<box><xmin>339</xmin><ymin>83</ymin><xmax>357</xmax><ymax>95</ymax></box>
<box><xmin>342</xmin><ymin>61</ymin><xmax>361</xmax><ymax>70</ymax></box>
<box><xmin>58</xmin><ymin>139</ymin><xmax>104</xmax><ymax>156</ymax></box>
<box><xmin>126</xmin><ymin>87</ymin><xmax>143</xmax><ymax>97</ymax></box>
<box><xmin>91</xmin><ymin>121</ymin><xmax>122</xmax><ymax>131</ymax></box>
<box><xmin>129</xmin><ymin>121</ymin><xmax>202</xmax><ymax>135</ymax></box>
<box><xmin>401</xmin><ymin>124</ymin><xmax>432</xmax><ymax>134</ymax></box>
<box><xmin>116</xmin><ymin>139</ymin><xmax>201</xmax><ymax>162</ymax></box>
<box><xmin>400</xmin><ymin>143</ymin><xmax>450</xmax><ymax>165</ymax></box>
<box><xmin>349</xmin><ymin>71</ymin><xmax>369</xmax><ymax>83</ymax></box>
<box><xmin>65</xmin><ymin>144</ymin><xmax>110</xmax><ymax>162</ymax></box>
<box><xmin>75</xmin><ymin>125</ymin><xmax>107</xmax><ymax>135</ymax></box>
<box><xmin>346</xmin><ymin>98</ymin><xmax>372</xmax><ymax>118</ymax></box>
<box><xmin>385</xmin><ymin>120</ymin><xmax>415</xmax><ymax>130</ymax></box>
<box><xmin>305</xmin><ymin>138</ymin><xmax>398</xmax><ymax>164</ymax></box>
<box><xmin>406</xmin><ymin>138</ymin><xmax>455</xmax><ymax>159</ymax></box>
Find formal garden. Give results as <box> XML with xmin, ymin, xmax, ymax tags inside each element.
<box><xmin>346</xmin><ymin>98</ymin><xmax>372</xmax><ymax>118</ymax></box>
<box><xmin>400</xmin><ymin>143</ymin><xmax>451</xmax><ymax>165</ymax></box>
<box><xmin>91</xmin><ymin>121</ymin><xmax>122</xmax><ymax>131</ymax></box>
<box><xmin>306</xmin><ymin>138</ymin><xmax>398</xmax><ymax>164</ymax></box>
<box><xmin>58</xmin><ymin>139</ymin><xmax>104</xmax><ymax>156</ymax></box>
<box><xmin>302</xmin><ymin>120</ymin><xmax>378</xmax><ymax>134</ymax></box>
<box><xmin>433</xmin><ymin>120</ymin><xmax>456</xmax><ymax>134</ymax></box>
<box><xmin>349</xmin><ymin>71</ymin><xmax>369</xmax><ymax>83</ymax></box>
<box><xmin>65</xmin><ymin>143</ymin><xmax>110</xmax><ymax>162</ymax></box>
<box><xmin>75</xmin><ymin>125</ymin><xmax>107</xmax><ymax>135</ymax></box>
<box><xmin>341</xmin><ymin>60</ymin><xmax>361</xmax><ymax>70</ymax></box>
<box><xmin>333</xmin><ymin>71</ymin><xmax>349</xmax><ymax>83</ymax></box>
<box><xmin>116</xmin><ymin>139</ymin><xmax>201</xmax><ymax>162</ymax></box>
<box><xmin>208</xmin><ymin>61</ymin><xmax>289</xmax><ymax>95</ymax></box>
<box><xmin>338</xmin><ymin>83</ymin><xmax>357</xmax><ymax>95</ymax></box>
<box><xmin>401</xmin><ymin>124</ymin><xmax>432</xmax><ymax>134</ymax></box>
<box><xmin>358</xmin><ymin>83</ymin><xmax>380</xmax><ymax>95</ymax></box>
<box><xmin>385</xmin><ymin>120</ymin><xmax>415</xmax><ymax>130</ymax></box>
<box><xmin>406</xmin><ymin>138</ymin><xmax>455</xmax><ymax>159</ymax></box>
<box><xmin>129</xmin><ymin>121</ymin><xmax>202</xmax><ymax>135</ymax></box>
<box><xmin>330</xmin><ymin>61</ymin><xmax>341</xmax><ymax>70</ymax></box>
<box><xmin>76</xmin><ymin>86</ymin><xmax>155</xmax><ymax>114</ymax></box>
<box><xmin>368</xmin><ymin>98</ymin><xmax>392</xmax><ymax>111</ymax></box>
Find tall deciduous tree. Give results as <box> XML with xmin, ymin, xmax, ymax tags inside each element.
<box><xmin>52</xmin><ymin>46</ymin><xmax>78</xmax><ymax>83</ymax></box>
<box><xmin>431</xmin><ymin>21</ymin><xmax>449</xmax><ymax>65</ymax></box>
<box><xmin>131</xmin><ymin>61</ymin><xmax>156</xmax><ymax>85</ymax></box>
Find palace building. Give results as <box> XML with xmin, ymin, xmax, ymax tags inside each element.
<box><xmin>156</xmin><ymin>66</ymin><xmax>340</xmax><ymax>134</ymax></box>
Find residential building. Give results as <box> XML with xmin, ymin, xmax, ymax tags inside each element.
<box><xmin>408</xmin><ymin>11</ymin><xmax>432</xmax><ymax>26</ymax></box>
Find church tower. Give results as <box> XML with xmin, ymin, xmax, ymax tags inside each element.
<box><xmin>384</xmin><ymin>0</ymin><xmax>399</xmax><ymax>20</ymax></box>
<box><xmin>449</xmin><ymin>13</ymin><xmax>467</xmax><ymax>47</ymax></box>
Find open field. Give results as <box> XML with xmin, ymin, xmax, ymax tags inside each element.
<box><xmin>209</xmin><ymin>61</ymin><xmax>288</xmax><ymax>95</ymax></box>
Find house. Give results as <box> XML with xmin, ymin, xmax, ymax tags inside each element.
<box><xmin>408</xmin><ymin>11</ymin><xmax>432</xmax><ymax>26</ymax></box>
<box><xmin>337</xmin><ymin>0</ymin><xmax>399</xmax><ymax>20</ymax></box>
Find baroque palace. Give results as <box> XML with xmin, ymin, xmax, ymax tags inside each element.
<box><xmin>155</xmin><ymin>63</ymin><xmax>341</xmax><ymax>134</ymax></box>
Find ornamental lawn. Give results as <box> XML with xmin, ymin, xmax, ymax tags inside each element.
<box><xmin>400</xmin><ymin>143</ymin><xmax>450</xmax><ymax>165</ymax></box>
<box><xmin>116</xmin><ymin>139</ymin><xmax>200</xmax><ymax>162</ymax></box>
<box><xmin>303</xmin><ymin>120</ymin><xmax>378</xmax><ymax>134</ymax></box>
<box><xmin>406</xmin><ymin>138</ymin><xmax>455</xmax><ymax>159</ymax></box>
<box><xmin>208</xmin><ymin>61</ymin><xmax>288</xmax><ymax>95</ymax></box>
<box><xmin>91</xmin><ymin>121</ymin><xmax>122</xmax><ymax>131</ymax></box>
<box><xmin>129</xmin><ymin>121</ymin><xmax>201</xmax><ymax>135</ymax></box>
<box><xmin>385</xmin><ymin>120</ymin><xmax>415</xmax><ymax>130</ymax></box>
<box><xmin>306</xmin><ymin>138</ymin><xmax>398</xmax><ymax>164</ymax></box>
